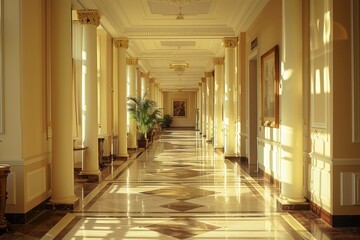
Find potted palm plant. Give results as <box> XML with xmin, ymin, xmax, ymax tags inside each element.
<box><xmin>127</xmin><ymin>93</ymin><xmax>161</xmax><ymax>148</ymax></box>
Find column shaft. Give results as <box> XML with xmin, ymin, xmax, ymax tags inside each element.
<box><xmin>141</xmin><ymin>72</ymin><xmax>149</xmax><ymax>97</ymax></box>
<box><xmin>205</xmin><ymin>72</ymin><xmax>214</xmax><ymax>142</ymax></box>
<box><xmin>78</xmin><ymin>10</ymin><xmax>101</xmax><ymax>175</ymax></box>
<box><xmin>115</xmin><ymin>39</ymin><xmax>129</xmax><ymax>158</ymax></box>
<box><xmin>50</xmin><ymin>0</ymin><xmax>77</xmax><ymax>204</ymax></box>
<box><xmin>127</xmin><ymin>58</ymin><xmax>138</xmax><ymax>149</ymax></box>
<box><xmin>201</xmin><ymin>77</ymin><xmax>207</xmax><ymax>137</ymax></box>
<box><xmin>214</xmin><ymin>57</ymin><xmax>224</xmax><ymax>148</ymax></box>
<box><xmin>223</xmin><ymin>37</ymin><xmax>238</xmax><ymax>157</ymax></box>
<box><xmin>279</xmin><ymin>0</ymin><xmax>305</xmax><ymax>202</ymax></box>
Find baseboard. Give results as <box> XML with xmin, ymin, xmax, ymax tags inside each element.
<box><xmin>257</xmin><ymin>167</ymin><xmax>281</xmax><ymax>188</ymax></box>
<box><xmin>310</xmin><ymin>201</ymin><xmax>360</xmax><ymax>227</ymax></box>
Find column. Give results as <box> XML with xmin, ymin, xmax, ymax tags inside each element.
<box><xmin>114</xmin><ymin>38</ymin><xmax>129</xmax><ymax>158</ymax></box>
<box><xmin>278</xmin><ymin>0</ymin><xmax>306</xmax><ymax>205</ymax></box>
<box><xmin>197</xmin><ymin>82</ymin><xmax>202</xmax><ymax>131</ymax></box>
<box><xmin>223</xmin><ymin>37</ymin><xmax>238</xmax><ymax>157</ymax></box>
<box><xmin>78</xmin><ymin>10</ymin><xmax>101</xmax><ymax>176</ymax></box>
<box><xmin>205</xmin><ymin>72</ymin><xmax>214</xmax><ymax>142</ymax></box>
<box><xmin>214</xmin><ymin>57</ymin><xmax>224</xmax><ymax>149</ymax></box>
<box><xmin>141</xmin><ymin>72</ymin><xmax>149</xmax><ymax>97</ymax></box>
<box><xmin>201</xmin><ymin>77</ymin><xmax>207</xmax><ymax>137</ymax></box>
<box><xmin>127</xmin><ymin>57</ymin><xmax>138</xmax><ymax>149</ymax></box>
<box><xmin>149</xmin><ymin>78</ymin><xmax>155</xmax><ymax>101</ymax></box>
<box><xmin>50</xmin><ymin>0</ymin><xmax>78</xmax><ymax>204</ymax></box>
<box><xmin>154</xmin><ymin>83</ymin><xmax>159</xmax><ymax>105</ymax></box>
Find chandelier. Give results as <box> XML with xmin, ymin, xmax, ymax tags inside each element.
<box><xmin>170</xmin><ymin>63</ymin><xmax>189</xmax><ymax>76</ymax></box>
<box><xmin>148</xmin><ymin>0</ymin><xmax>211</xmax><ymax>7</ymax></box>
<box><xmin>148</xmin><ymin>0</ymin><xmax>211</xmax><ymax>19</ymax></box>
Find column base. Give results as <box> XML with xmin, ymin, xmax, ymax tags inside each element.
<box><xmin>79</xmin><ymin>171</ymin><xmax>102</xmax><ymax>182</ymax></box>
<box><xmin>50</xmin><ymin>196</ymin><xmax>79</xmax><ymax>210</ymax></box>
<box><xmin>277</xmin><ymin>196</ymin><xmax>310</xmax><ymax>211</ymax></box>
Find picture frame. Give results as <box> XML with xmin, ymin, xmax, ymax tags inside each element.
<box><xmin>172</xmin><ymin>99</ymin><xmax>186</xmax><ymax>117</ymax></box>
<box><xmin>261</xmin><ymin>45</ymin><xmax>279</xmax><ymax>128</ymax></box>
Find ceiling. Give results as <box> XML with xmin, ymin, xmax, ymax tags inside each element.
<box><xmin>72</xmin><ymin>0</ymin><xmax>268</xmax><ymax>91</ymax></box>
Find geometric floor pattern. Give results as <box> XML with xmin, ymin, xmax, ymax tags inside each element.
<box><xmin>37</xmin><ymin>129</ymin><xmax>348</xmax><ymax>239</ymax></box>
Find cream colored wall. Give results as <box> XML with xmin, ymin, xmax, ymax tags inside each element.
<box><xmin>245</xmin><ymin>0</ymin><xmax>282</xmax><ymax>178</ymax></box>
<box><xmin>331</xmin><ymin>0</ymin><xmax>360</xmax><ymax>215</ymax></box>
<box><xmin>0</xmin><ymin>0</ymin><xmax>51</xmax><ymax>213</ymax></box>
<box><xmin>163</xmin><ymin>92</ymin><xmax>196</xmax><ymax>127</ymax></box>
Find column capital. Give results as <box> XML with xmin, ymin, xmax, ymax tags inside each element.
<box><xmin>114</xmin><ymin>38</ymin><xmax>129</xmax><ymax>49</ymax></box>
<box><xmin>198</xmin><ymin>82</ymin><xmax>202</xmax><ymax>87</ymax></box>
<box><xmin>150</xmin><ymin>78</ymin><xmax>155</xmax><ymax>83</ymax></box>
<box><xmin>126</xmin><ymin>58</ymin><xmax>138</xmax><ymax>65</ymax></box>
<box><xmin>213</xmin><ymin>57</ymin><xmax>224</xmax><ymax>65</ymax></box>
<box><xmin>77</xmin><ymin>10</ymin><xmax>100</xmax><ymax>26</ymax></box>
<box><xmin>201</xmin><ymin>77</ymin><xmax>206</xmax><ymax>83</ymax></box>
<box><xmin>141</xmin><ymin>72</ymin><xmax>150</xmax><ymax>78</ymax></box>
<box><xmin>205</xmin><ymin>72</ymin><xmax>213</xmax><ymax>78</ymax></box>
<box><xmin>222</xmin><ymin>37</ymin><xmax>238</xmax><ymax>48</ymax></box>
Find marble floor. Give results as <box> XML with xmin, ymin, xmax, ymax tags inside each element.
<box><xmin>2</xmin><ymin>129</ymin><xmax>360</xmax><ymax>239</ymax></box>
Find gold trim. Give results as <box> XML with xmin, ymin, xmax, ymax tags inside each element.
<box><xmin>205</xmin><ymin>72</ymin><xmax>213</xmax><ymax>78</ymax></box>
<box><xmin>213</xmin><ymin>57</ymin><xmax>224</xmax><ymax>65</ymax></box>
<box><xmin>141</xmin><ymin>72</ymin><xmax>150</xmax><ymax>78</ymax></box>
<box><xmin>223</xmin><ymin>37</ymin><xmax>238</xmax><ymax>48</ymax></box>
<box><xmin>126</xmin><ymin>58</ymin><xmax>138</xmax><ymax>65</ymax></box>
<box><xmin>77</xmin><ymin>10</ymin><xmax>100</xmax><ymax>26</ymax></box>
<box><xmin>201</xmin><ymin>77</ymin><xmax>206</xmax><ymax>82</ymax></box>
<box><xmin>114</xmin><ymin>38</ymin><xmax>129</xmax><ymax>49</ymax></box>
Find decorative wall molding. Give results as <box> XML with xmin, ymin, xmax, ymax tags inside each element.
<box><xmin>352</xmin><ymin>0</ymin><xmax>360</xmax><ymax>143</ymax></box>
<box><xmin>27</xmin><ymin>167</ymin><xmax>46</xmax><ymax>202</ymax></box>
<box><xmin>332</xmin><ymin>158</ymin><xmax>360</xmax><ymax>165</ymax></box>
<box><xmin>340</xmin><ymin>171</ymin><xmax>360</xmax><ymax>206</ymax></box>
<box><xmin>310</xmin><ymin>128</ymin><xmax>329</xmax><ymax>142</ymax></box>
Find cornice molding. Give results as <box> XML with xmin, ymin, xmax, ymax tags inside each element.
<box><xmin>127</xmin><ymin>30</ymin><xmax>234</xmax><ymax>38</ymax></box>
<box><xmin>223</xmin><ymin>37</ymin><xmax>238</xmax><ymax>48</ymax></box>
<box><xmin>126</xmin><ymin>58</ymin><xmax>138</xmax><ymax>65</ymax></box>
<box><xmin>213</xmin><ymin>57</ymin><xmax>224</xmax><ymax>65</ymax></box>
<box><xmin>77</xmin><ymin>10</ymin><xmax>101</xmax><ymax>26</ymax></box>
<box><xmin>114</xmin><ymin>38</ymin><xmax>129</xmax><ymax>49</ymax></box>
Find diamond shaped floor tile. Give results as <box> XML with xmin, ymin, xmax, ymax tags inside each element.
<box><xmin>141</xmin><ymin>185</ymin><xmax>216</xmax><ymax>201</ymax></box>
<box><xmin>155</xmin><ymin>169</ymin><xmax>207</xmax><ymax>179</ymax></box>
<box><xmin>146</xmin><ymin>218</ymin><xmax>220</xmax><ymax>239</ymax></box>
<box><xmin>160</xmin><ymin>201</ymin><xmax>204</xmax><ymax>212</ymax></box>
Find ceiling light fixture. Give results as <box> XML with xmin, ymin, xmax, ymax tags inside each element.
<box><xmin>148</xmin><ymin>0</ymin><xmax>211</xmax><ymax>7</ymax></box>
<box><xmin>169</xmin><ymin>63</ymin><xmax>189</xmax><ymax>76</ymax></box>
<box><xmin>176</xmin><ymin>6</ymin><xmax>184</xmax><ymax>20</ymax></box>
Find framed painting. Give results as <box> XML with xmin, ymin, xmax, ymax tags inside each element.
<box><xmin>261</xmin><ymin>45</ymin><xmax>279</xmax><ymax>128</ymax></box>
<box><xmin>172</xmin><ymin>99</ymin><xmax>186</xmax><ymax>117</ymax></box>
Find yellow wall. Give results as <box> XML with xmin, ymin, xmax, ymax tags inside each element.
<box><xmin>163</xmin><ymin>91</ymin><xmax>196</xmax><ymax>127</ymax></box>
<box><xmin>332</xmin><ymin>0</ymin><xmax>360</xmax><ymax>158</ymax></box>
<box><xmin>245</xmin><ymin>0</ymin><xmax>282</xmax><ymax>177</ymax></box>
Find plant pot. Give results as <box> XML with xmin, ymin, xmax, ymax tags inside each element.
<box><xmin>138</xmin><ymin>139</ymin><xmax>149</xmax><ymax>149</ymax></box>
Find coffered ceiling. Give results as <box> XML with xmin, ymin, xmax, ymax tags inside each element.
<box><xmin>72</xmin><ymin>0</ymin><xmax>268</xmax><ymax>91</ymax></box>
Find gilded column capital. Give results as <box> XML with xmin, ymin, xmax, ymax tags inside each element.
<box><xmin>150</xmin><ymin>78</ymin><xmax>155</xmax><ymax>83</ymax></box>
<box><xmin>222</xmin><ymin>37</ymin><xmax>238</xmax><ymax>48</ymax></box>
<box><xmin>201</xmin><ymin>77</ymin><xmax>206</xmax><ymax>83</ymax></box>
<box><xmin>114</xmin><ymin>38</ymin><xmax>129</xmax><ymax>49</ymax></box>
<box><xmin>198</xmin><ymin>82</ymin><xmax>202</xmax><ymax>87</ymax></box>
<box><xmin>126</xmin><ymin>58</ymin><xmax>138</xmax><ymax>65</ymax></box>
<box><xmin>77</xmin><ymin>10</ymin><xmax>100</xmax><ymax>26</ymax></box>
<box><xmin>141</xmin><ymin>72</ymin><xmax>150</xmax><ymax>78</ymax></box>
<box><xmin>213</xmin><ymin>57</ymin><xmax>224</xmax><ymax>65</ymax></box>
<box><xmin>205</xmin><ymin>72</ymin><xmax>213</xmax><ymax>78</ymax></box>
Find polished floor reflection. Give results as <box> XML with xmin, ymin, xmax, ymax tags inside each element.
<box><xmin>2</xmin><ymin>129</ymin><xmax>360</xmax><ymax>239</ymax></box>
